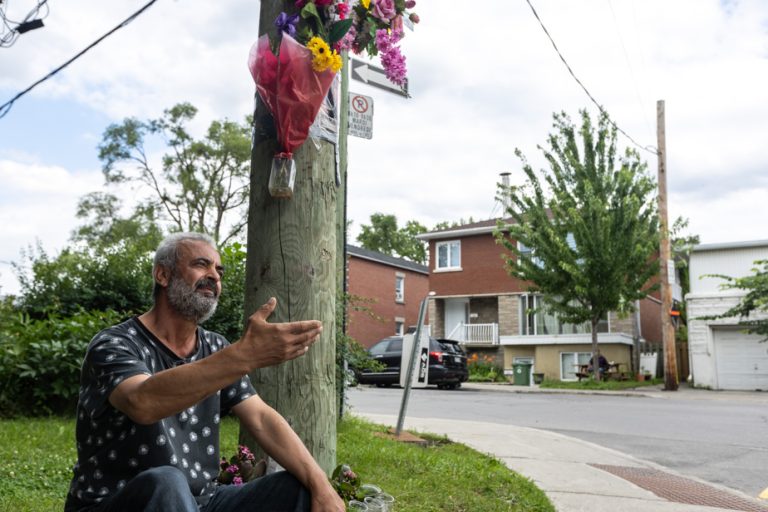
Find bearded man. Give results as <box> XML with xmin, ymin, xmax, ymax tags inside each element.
<box><xmin>65</xmin><ymin>232</ymin><xmax>344</xmax><ymax>512</ymax></box>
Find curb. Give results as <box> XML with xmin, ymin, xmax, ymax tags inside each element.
<box><xmin>460</xmin><ymin>382</ymin><xmax>658</xmax><ymax>399</ymax></box>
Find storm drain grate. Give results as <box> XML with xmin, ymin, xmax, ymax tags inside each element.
<box><xmin>590</xmin><ymin>464</ymin><xmax>768</xmax><ymax>512</ymax></box>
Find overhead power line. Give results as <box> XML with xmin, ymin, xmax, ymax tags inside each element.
<box><xmin>524</xmin><ymin>0</ymin><xmax>657</xmax><ymax>156</ymax></box>
<box><xmin>0</xmin><ymin>0</ymin><xmax>159</xmax><ymax>120</ymax></box>
<box><xmin>1</xmin><ymin>0</ymin><xmax>49</xmax><ymax>48</ymax></box>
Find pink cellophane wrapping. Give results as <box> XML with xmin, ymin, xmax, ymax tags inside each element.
<box><xmin>248</xmin><ymin>33</ymin><xmax>336</xmax><ymax>155</ymax></box>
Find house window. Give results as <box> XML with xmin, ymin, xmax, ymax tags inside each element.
<box><xmin>517</xmin><ymin>240</ymin><xmax>543</xmax><ymax>267</ymax></box>
<box><xmin>436</xmin><ymin>240</ymin><xmax>461</xmax><ymax>270</ymax></box>
<box><xmin>561</xmin><ymin>352</ymin><xmax>592</xmax><ymax>380</ymax></box>
<box><xmin>395</xmin><ymin>317</ymin><xmax>405</xmax><ymax>336</ymax></box>
<box><xmin>395</xmin><ymin>273</ymin><xmax>405</xmax><ymax>303</ymax></box>
<box><xmin>519</xmin><ymin>295</ymin><xmax>608</xmax><ymax>335</ymax></box>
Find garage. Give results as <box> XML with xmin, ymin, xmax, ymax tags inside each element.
<box><xmin>713</xmin><ymin>328</ymin><xmax>768</xmax><ymax>390</ymax></box>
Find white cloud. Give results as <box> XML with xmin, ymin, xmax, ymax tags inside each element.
<box><xmin>0</xmin><ymin>160</ymin><xmax>103</xmax><ymax>294</ymax></box>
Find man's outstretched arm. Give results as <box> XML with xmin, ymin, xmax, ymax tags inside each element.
<box><xmin>110</xmin><ymin>298</ymin><xmax>322</xmax><ymax>425</ymax></box>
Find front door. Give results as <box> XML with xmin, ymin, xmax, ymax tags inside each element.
<box><xmin>444</xmin><ymin>298</ymin><xmax>469</xmax><ymax>341</ymax></box>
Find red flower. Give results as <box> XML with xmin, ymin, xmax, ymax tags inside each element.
<box><xmin>336</xmin><ymin>2</ymin><xmax>349</xmax><ymax>19</ymax></box>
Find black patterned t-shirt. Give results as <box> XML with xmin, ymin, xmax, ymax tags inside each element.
<box><xmin>64</xmin><ymin>317</ymin><xmax>256</xmax><ymax>511</ymax></box>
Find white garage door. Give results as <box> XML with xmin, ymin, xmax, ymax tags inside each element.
<box><xmin>713</xmin><ymin>328</ymin><xmax>768</xmax><ymax>390</ymax></box>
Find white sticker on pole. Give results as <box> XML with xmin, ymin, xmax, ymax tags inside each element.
<box><xmin>348</xmin><ymin>93</ymin><xmax>373</xmax><ymax>139</ymax></box>
<box><xmin>667</xmin><ymin>259</ymin><xmax>676</xmax><ymax>285</ymax></box>
<box><xmin>400</xmin><ymin>332</ymin><xmax>430</xmax><ymax>388</ymax></box>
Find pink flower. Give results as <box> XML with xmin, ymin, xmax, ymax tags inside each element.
<box><xmin>335</xmin><ymin>24</ymin><xmax>356</xmax><ymax>52</ymax></box>
<box><xmin>375</xmin><ymin>29</ymin><xmax>408</xmax><ymax>85</ymax></box>
<box><xmin>375</xmin><ymin>28</ymin><xmax>403</xmax><ymax>53</ymax></box>
<box><xmin>409</xmin><ymin>12</ymin><xmax>420</xmax><ymax>24</ymax></box>
<box><xmin>392</xmin><ymin>15</ymin><xmax>403</xmax><ymax>34</ymax></box>
<box><xmin>380</xmin><ymin>43</ymin><xmax>407</xmax><ymax>85</ymax></box>
<box><xmin>315</xmin><ymin>0</ymin><xmax>334</xmax><ymax>5</ymax></box>
<box><xmin>375</xmin><ymin>28</ymin><xmax>392</xmax><ymax>53</ymax></box>
<box><xmin>233</xmin><ymin>476</ymin><xmax>243</xmax><ymax>486</ymax></box>
<box><xmin>371</xmin><ymin>0</ymin><xmax>396</xmax><ymax>21</ymax></box>
<box><xmin>226</xmin><ymin>465</ymin><xmax>238</xmax><ymax>474</ymax></box>
<box><xmin>295</xmin><ymin>0</ymin><xmax>307</xmax><ymax>7</ymax></box>
<box><xmin>405</xmin><ymin>0</ymin><xmax>416</xmax><ymax>7</ymax></box>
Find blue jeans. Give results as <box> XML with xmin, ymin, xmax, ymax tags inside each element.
<box><xmin>75</xmin><ymin>466</ymin><xmax>310</xmax><ymax>512</ymax></box>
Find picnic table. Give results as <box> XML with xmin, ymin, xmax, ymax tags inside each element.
<box><xmin>575</xmin><ymin>363</ymin><xmax>630</xmax><ymax>381</ymax></box>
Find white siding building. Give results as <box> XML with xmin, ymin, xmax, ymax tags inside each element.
<box><xmin>686</xmin><ymin>240</ymin><xmax>768</xmax><ymax>390</ymax></box>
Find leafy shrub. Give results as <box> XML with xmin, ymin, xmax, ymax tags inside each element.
<box><xmin>467</xmin><ymin>352</ymin><xmax>506</xmax><ymax>382</ymax></box>
<box><xmin>0</xmin><ymin>304</ymin><xmax>125</xmax><ymax>417</ymax></box>
<box><xmin>14</xmin><ymin>239</ymin><xmax>156</xmax><ymax>320</ymax></box>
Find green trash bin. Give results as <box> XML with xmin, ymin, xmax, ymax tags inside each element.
<box><xmin>512</xmin><ymin>363</ymin><xmax>533</xmax><ymax>386</ymax></box>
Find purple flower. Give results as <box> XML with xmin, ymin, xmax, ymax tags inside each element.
<box><xmin>226</xmin><ymin>464</ymin><xmax>238</xmax><ymax>474</ymax></box>
<box><xmin>371</xmin><ymin>0</ymin><xmax>396</xmax><ymax>21</ymax></box>
<box><xmin>375</xmin><ymin>28</ymin><xmax>403</xmax><ymax>54</ymax></box>
<box><xmin>405</xmin><ymin>0</ymin><xmax>416</xmax><ymax>7</ymax></box>
<box><xmin>233</xmin><ymin>476</ymin><xmax>243</xmax><ymax>486</ymax></box>
<box><xmin>274</xmin><ymin>12</ymin><xmax>300</xmax><ymax>38</ymax></box>
<box><xmin>380</xmin><ymin>43</ymin><xmax>407</xmax><ymax>86</ymax></box>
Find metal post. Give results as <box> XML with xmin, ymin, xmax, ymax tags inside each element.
<box><xmin>395</xmin><ymin>295</ymin><xmax>429</xmax><ymax>436</ymax></box>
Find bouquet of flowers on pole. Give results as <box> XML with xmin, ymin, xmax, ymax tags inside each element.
<box><xmin>341</xmin><ymin>0</ymin><xmax>420</xmax><ymax>89</ymax></box>
<box><xmin>247</xmin><ymin>0</ymin><xmax>420</xmax><ymax>198</ymax></box>
<box><xmin>248</xmin><ymin>2</ymin><xmax>351</xmax><ymax>198</ymax></box>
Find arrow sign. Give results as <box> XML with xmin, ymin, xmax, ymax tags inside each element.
<box><xmin>350</xmin><ymin>59</ymin><xmax>408</xmax><ymax>98</ymax></box>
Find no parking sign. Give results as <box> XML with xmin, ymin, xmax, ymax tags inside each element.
<box><xmin>348</xmin><ymin>93</ymin><xmax>373</xmax><ymax>139</ymax></box>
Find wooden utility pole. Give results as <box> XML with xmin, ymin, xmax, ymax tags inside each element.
<box><xmin>657</xmin><ymin>99</ymin><xmax>679</xmax><ymax>391</ymax></box>
<box><xmin>242</xmin><ymin>1</ymin><xmax>338</xmax><ymax>472</ymax></box>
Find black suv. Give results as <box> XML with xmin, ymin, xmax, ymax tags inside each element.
<box><xmin>356</xmin><ymin>336</ymin><xmax>468</xmax><ymax>390</ymax></box>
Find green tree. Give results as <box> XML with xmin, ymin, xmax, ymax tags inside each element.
<box><xmin>98</xmin><ymin>102</ymin><xmax>252</xmax><ymax>245</ymax></box>
<box><xmin>495</xmin><ymin>110</ymin><xmax>659</xmax><ymax>380</ymax></box>
<box><xmin>703</xmin><ymin>260</ymin><xmax>768</xmax><ymax>341</ymax></box>
<box><xmin>356</xmin><ymin>213</ymin><xmax>427</xmax><ymax>264</ymax></box>
<box><xmin>670</xmin><ymin>216</ymin><xmax>700</xmax><ymax>343</ymax></box>
<box><xmin>432</xmin><ymin>216</ymin><xmax>477</xmax><ymax>231</ymax></box>
<box><xmin>205</xmin><ymin>242</ymin><xmax>247</xmax><ymax>342</ymax></box>
<box><xmin>13</xmin><ymin>194</ymin><xmax>161</xmax><ymax>318</ymax></box>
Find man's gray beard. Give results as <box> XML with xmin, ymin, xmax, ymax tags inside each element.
<box><xmin>166</xmin><ymin>274</ymin><xmax>218</xmax><ymax>324</ymax></box>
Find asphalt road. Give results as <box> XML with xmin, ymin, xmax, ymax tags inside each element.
<box><xmin>346</xmin><ymin>385</ymin><xmax>768</xmax><ymax>498</ymax></box>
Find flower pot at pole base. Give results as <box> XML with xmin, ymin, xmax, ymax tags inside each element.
<box><xmin>268</xmin><ymin>153</ymin><xmax>296</xmax><ymax>199</ymax></box>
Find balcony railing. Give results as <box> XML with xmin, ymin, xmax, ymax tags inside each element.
<box><xmin>446</xmin><ymin>323</ymin><xmax>499</xmax><ymax>345</ymax></box>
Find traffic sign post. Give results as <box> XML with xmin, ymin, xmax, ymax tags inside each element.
<box><xmin>395</xmin><ymin>294</ymin><xmax>430</xmax><ymax>436</ymax></box>
<box><xmin>348</xmin><ymin>93</ymin><xmax>373</xmax><ymax>139</ymax></box>
<box><xmin>350</xmin><ymin>59</ymin><xmax>408</xmax><ymax>97</ymax></box>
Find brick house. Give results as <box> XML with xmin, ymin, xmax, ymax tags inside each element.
<box><xmin>346</xmin><ymin>245</ymin><xmax>429</xmax><ymax>349</ymax></box>
<box><xmin>416</xmin><ymin>219</ymin><xmax>662</xmax><ymax>381</ymax></box>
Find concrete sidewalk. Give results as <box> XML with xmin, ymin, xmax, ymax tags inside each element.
<box><xmin>460</xmin><ymin>381</ymin><xmax>768</xmax><ymax>404</ymax></box>
<box><xmin>355</xmin><ymin>388</ymin><xmax>768</xmax><ymax>512</ymax></box>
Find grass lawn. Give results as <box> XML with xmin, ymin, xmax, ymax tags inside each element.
<box><xmin>539</xmin><ymin>377</ymin><xmax>664</xmax><ymax>390</ymax></box>
<box><xmin>1</xmin><ymin>415</ymin><xmax>553</xmax><ymax>512</ymax></box>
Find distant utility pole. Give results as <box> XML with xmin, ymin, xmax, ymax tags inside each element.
<box><xmin>657</xmin><ymin>99</ymin><xmax>679</xmax><ymax>391</ymax></box>
<box><xmin>241</xmin><ymin>1</ymin><xmax>339</xmax><ymax>472</ymax></box>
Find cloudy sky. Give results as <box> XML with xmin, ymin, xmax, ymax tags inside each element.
<box><xmin>1</xmin><ymin>0</ymin><xmax>767</xmax><ymax>294</ymax></box>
